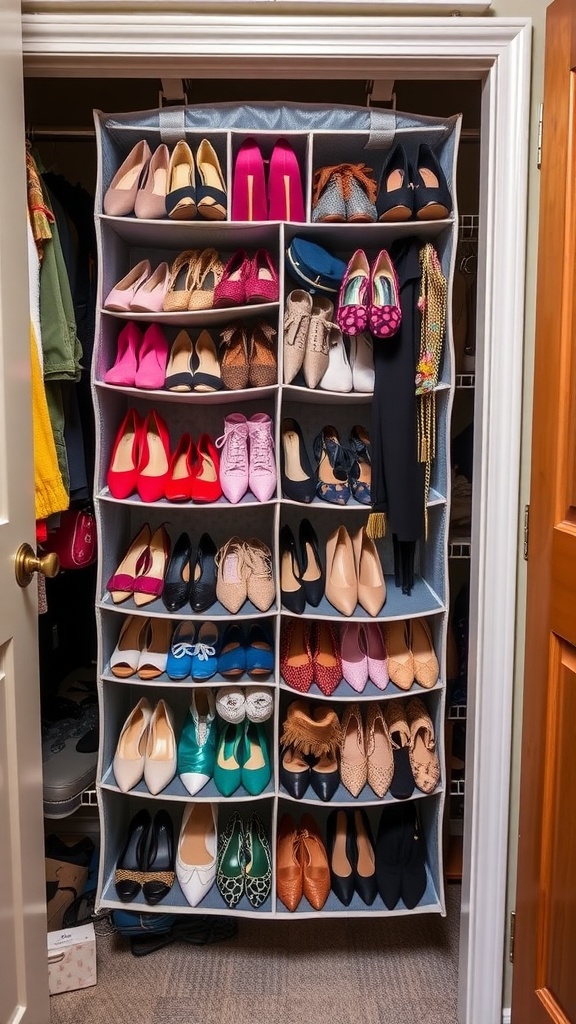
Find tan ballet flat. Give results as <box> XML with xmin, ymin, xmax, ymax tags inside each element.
<box><xmin>406</xmin><ymin>696</ymin><xmax>440</xmax><ymax>793</ymax></box>
<box><xmin>410</xmin><ymin>618</ymin><xmax>439</xmax><ymax>688</ymax></box>
<box><xmin>339</xmin><ymin>703</ymin><xmax>367</xmax><ymax>797</ymax></box>
<box><xmin>325</xmin><ymin>526</ymin><xmax>357</xmax><ymax>616</ymax></box>
<box><xmin>384</xmin><ymin>620</ymin><xmax>415</xmax><ymax>690</ymax></box>
<box><xmin>365</xmin><ymin>703</ymin><xmax>394</xmax><ymax>797</ymax></box>
<box><xmin>352</xmin><ymin>526</ymin><xmax>386</xmax><ymax>616</ymax></box>
<box><xmin>244</xmin><ymin>538</ymin><xmax>275</xmax><ymax>612</ymax></box>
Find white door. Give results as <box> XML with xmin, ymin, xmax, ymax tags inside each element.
<box><xmin>0</xmin><ymin>0</ymin><xmax>51</xmax><ymax>1020</ymax></box>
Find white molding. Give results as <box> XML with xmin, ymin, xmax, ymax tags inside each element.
<box><xmin>23</xmin><ymin>0</ymin><xmax>493</xmax><ymax>12</ymax></box>
<box><xmin>502</xmin><ymin>1010</ymin><xmax>511</xmax><ymax>1024</ymax></box>
<box><xmin>21</xmin><ymin>15</ymin><xmax>528</xmax><ymax>77</ymax></box>
<box><xmin>19</xmin><ymin>16</ymin><xmax>532</xmax><ymax>1024</ymax></box>
<box><xmin>459</xmin><ymin>20</ymin><xmax>531</xmax><ymax>1024</ymax></box>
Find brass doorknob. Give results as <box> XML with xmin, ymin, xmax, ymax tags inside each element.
<box><xmin>14</xmin><ymin>543</ymin><xmax>60</xmax><ymax>588</ymax></box>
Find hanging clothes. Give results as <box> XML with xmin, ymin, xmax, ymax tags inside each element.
<box><xmin>369</xmin><ymin>235</ymin><xmax>425</xmax><ymax>593</ymax></box>
<box><xmin>30</xmin><ymin>323</ymin><xmax>69</xmax><ymax>520</ymax></box>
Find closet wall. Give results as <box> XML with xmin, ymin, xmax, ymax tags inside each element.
<box><xmin>26</xmin><ymin>72</ymin><xmax>479</xmax><ymax>907</ymax></box>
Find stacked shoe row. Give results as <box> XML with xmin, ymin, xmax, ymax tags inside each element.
<box><xmin>95</xmin><ymin>109</ymin><xmax>457</xmax><ymax>921</ymax></box>
<box><xmin>112</xmin><ymin>687</ymin><xmax>273</xmax><ymax>797</ymax></box>
<box><xmin>104</xmin><ymin>248</ymin><xmax>279</xmax><ymax>313</ymax></box>
<box><xmin>107</xmin><ymin>408</ymin><xmax>276</xmax><ymax>504</ymax></box>
<box><xmin>106</xmin><ymin>525</ymin><xmax>275</xmax><ymax>614</ymax></box>
<box><xmin>280</xmin><ymin>617</ymin><xmax>439</xmax><ymax>695</ymax></box>
<box><xmin>103</xmin><ymin>136</ymin><xmax>452</xmax><ymax>225</ymax></box>
<box><xmin>115</xmin><ymin>804</ymin><xmax>272</xmax><ymax>909</ymax></box>
<box><xmin>279</xmin><ymin>696</ymin><xmax>440</xmax><ymax>802</ymax></box>
<box><xmin>103</xmin><ymin>321</ymin><xmax>277</xmax><ymax>393</ymax></box>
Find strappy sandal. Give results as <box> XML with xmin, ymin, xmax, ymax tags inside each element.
<box><xmin>188</xmin><ymin>247</ymin><xmax>225</xmax><ymax>311</ymax></box>
<box><xmin>313</xmin><ymin>425</ymin><xmax>354</xmax><ymax>505</ymax></box>
<box><xmin>248</xmin><ymin>320</ymin><xmax>277</xmax><ymax>387</ymax></box>
<box><xmin>219</xmin><ymin>321</ymin><xmax>250</xmax><ymax>390</ymax></box>
<box><xmin>162</xmin><ymin>249</ymin><xmax>201</xmax><ymax>312</ymax></box>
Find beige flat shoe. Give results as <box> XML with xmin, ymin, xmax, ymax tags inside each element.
<box><xmin>113</xmin><ymin>696</ymin><xmax>153</xmax><ymax>792</ymax></box>
<box><xmin>302</xmin><ymin>296</ymin><xmax>335</xmax><ymax>389</ymax></box>
<box><xmin>410</xmin><ymin>618</ymin><xmax>440</xmax><ymax>688</ymax></box>
<box><xmin>216</xmin><ymin>536</ymin><xmax>247</xmax><ymax>613</ymax></box>
<box><xmin>384</xmin><ymin>620</ymin><xmax>415</xmax><ymax>690</ymax></box>
<box><xmin>406</xmin><ymin>696</ymin><xmax>440</xmax><ymax>793</ymax></box>
<box><xmin>244</xmin><ymin>538</ymin><xmax>275</xmax><ymax>611</ymax></box>
<box><xmin>365</xmin><ymin>703</ymin><xmax>394</xmax><ymax>797</ymax></box>
<box><xmin>283</xmin><ymin>289</ymin><xmax>313</xmax><ymax>383</ymax></box>
<box><xmin>325</xmin><ymin>526</ymin><xmax>357</xmax><ymax>616</ymax></box>
<box><xmin>352</xmin><ymin>526</ymin><xmax>386</xmax><ymax>616</ymax></box>
<box><xmin>339</xmin><ymin>703</ymin><xmax>367</xmax><ymax>797</ymax></box>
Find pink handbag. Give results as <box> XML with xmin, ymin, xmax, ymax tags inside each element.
<box><xmin>44</xmin><ymin>506</ymin><xmax>97</xmax><ymax>570</ymax></box>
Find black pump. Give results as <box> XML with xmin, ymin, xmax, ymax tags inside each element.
<box><xmin>411</xmin><ymin>143</ymin><xmax>452</xmax><ymax>221</ymax></box>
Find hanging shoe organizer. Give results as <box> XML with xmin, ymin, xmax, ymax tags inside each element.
<box><xmin>93</xmin><ymin>102</ymin><xmax>460</xmax><ymax>919</ymax></box>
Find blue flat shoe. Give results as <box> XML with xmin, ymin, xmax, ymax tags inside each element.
<box><xmin>191</xmin><ymin>621</ymin><xmax>220</xmax><ymax>681</ymax></box>
<box><xmin>214</xmin><ymin>722</ymin><xmax>244</xmax><ymax>796</ymax></box>
<box><xmin>166</xmin><ymin>621</ymin><xmax>195</xmax><ymax>680</ymax></box>
<box><xmin>217</xmin><ymin>623</ymin><xmax>247</xmax><ymax>679</ymax></box>
<box><xmin>241</xmin><ymin>720</ymin><xmax>271</xmax><ymax>796</ymax></box>
<box><xmin>245</xmin><ymin>623</ymin><xmax>274</xmax><ymax>679</ymax></box>
<box><xmin>177</xmin><ymin>689</ymin><xmax>217</xmax><ymax>796</ymax></box>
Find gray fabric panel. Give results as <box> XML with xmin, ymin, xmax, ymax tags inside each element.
<box><xmin>158</xmin><ymin>107</ymin><xmax>186</xmax><ymax>145</ymax></box>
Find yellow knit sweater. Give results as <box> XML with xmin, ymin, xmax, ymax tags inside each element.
<box><xmin>30</xmin><ymin>323</ymin><xmax>69</xmax><ymax>519</ymax></box>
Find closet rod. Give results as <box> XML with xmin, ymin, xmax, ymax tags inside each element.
<box><xmin>28</xmin><ymin>128</ymin><xmax>96</xmax><ymax>141</ymax></box>
<box><xmin>29</xmin><ymin>127</ymin><xmax>482</xmax><ymax>142</ymax></box>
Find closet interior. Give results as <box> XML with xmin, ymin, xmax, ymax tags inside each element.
<box><xmin>29</xmin><ymin>70</ymin><xmax>478</xmax><ymax>944</ymax></box>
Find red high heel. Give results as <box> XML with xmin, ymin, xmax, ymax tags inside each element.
<box><xmin>136</xmin><ymin>409</ymin><xmax>171</xmax><ymax>503</ymax></box>
<box><xmin>165</xmin><ymin>433</ymin><xmax>195</xmax><ymax>503</ymax></box>
<box><xmin>107</xmin><ymin>408</ymin><xmax>142</xmax><ymax>499</ymax></box>
<box><xmin>268</xmin><ymin>139</ymin><xmax>305</xmax><ymax>222</ymax></box>
<box><xmin>191</xmin><ymin>433</ymin><xmax>222</xmax><ymax>503</ymax></box>
<box><xmin>245</xmin><ymin>249</ymin><xmax>279</xmax><ymax>304</ymax></box>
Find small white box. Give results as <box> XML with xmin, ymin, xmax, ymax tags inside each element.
<box><xmin>47</xmin><ymin>923</ymin><xmax>97</xmax><ymax>995</ymax></box>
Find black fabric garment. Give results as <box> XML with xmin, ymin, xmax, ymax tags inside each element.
<box><xmin>371</xmin><ymin>236</ymin><xmax>425</xmax><ymax>543</ymax></box>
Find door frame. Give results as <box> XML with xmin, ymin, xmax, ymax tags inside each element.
<box><xmin>20</xmin><ymin>13</ymin><xmax>531</xmax><ymax>1024</ymax></box>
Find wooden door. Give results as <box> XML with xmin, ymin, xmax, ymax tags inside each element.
<box><xmin>0</xmin><ymin>0</ymin><xmax>51</xmax><ymax>1019</ymax></box>
<box><xmin>512</xmin><ymin>1</ymin><xmax>576</xmax><ymax>1021</ymax></box>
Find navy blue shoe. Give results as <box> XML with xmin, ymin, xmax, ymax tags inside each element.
<box><xmin>217</xmin><ymin>623</ymin><xmax>247</xmax><ymax>679</ymax></box>
<box><xmin>245</xmin><ymin>622</ymin><xmax>274</xmax><ymax>679</ymax></box>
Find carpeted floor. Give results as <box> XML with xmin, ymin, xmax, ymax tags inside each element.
<box><xmin>50</xmin><ymin>886</ymin><xmax>460</xmax><ymax>1024</ymax></box>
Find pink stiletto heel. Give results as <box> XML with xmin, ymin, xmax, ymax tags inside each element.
<box><xmin>231</xmin><ymin>139</ymin><xmax>267</xmax><ymax>221</ymax></box>
<box><xmin>134</xmin><ymin>324</ymin><xmax>169</xmax><ymax>390</ymax></box>
<box><xmin>268</xmin><ymin>138</ymin><xmax>305</xmax><ymax>222</ymax></box>
<box><xmin>104</xmin><ymin>322</ymin><xmax>142</xmax><ymax>386</ymax></box>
